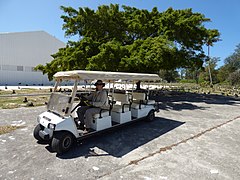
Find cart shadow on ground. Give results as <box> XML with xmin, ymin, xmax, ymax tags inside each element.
<box><xmin>52</xmin><ymin>117</ymin><xmax>185</xmax><ymax>159</ymax></box>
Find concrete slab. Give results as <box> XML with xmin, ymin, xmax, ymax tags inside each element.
<box><xmin>0</xmin><ymin>93</ymin><xmax>240</xmax><ymax>180</ymax></box>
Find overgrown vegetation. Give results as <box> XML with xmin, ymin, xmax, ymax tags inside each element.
<box><xmin>0</xmin><ymin>88</ymin><xmax>49</xmax><ymax>95</ymax></box>
<box><xmin>167</xmin><ymin>44</ymin><xmax>240</xmax><ymax>86</ymax></box>
<box><xmin>35</xmin><ymin>4</ymin><xmax>220</xmax><ymax>80</ymax></box>
<box><xmin>0</xmin><ymin>88</ymin><xmax>50</xmax><ymax>109</ymax></box>
<box><xmin>0</xmin><ymin>125</ymin><xmax>24</xmax><ymax>135</ymax></box>
<box><xmin>33</xmin><ymin>4</ymin><xmax>239</xmax><ymax>87</ymax></box>
<box><xmin>0</xmin><ymin>96</ymin><xmax>49</xmax><ymax>109</ymax></box>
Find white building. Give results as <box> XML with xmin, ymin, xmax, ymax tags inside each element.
<box><xmin>0</xmin><ymin>31</ymin><xmax>65</xmax><ymax>85</ymax></box>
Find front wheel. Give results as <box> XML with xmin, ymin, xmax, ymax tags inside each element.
<box><xmin>33</xmin><ymin>124</ymin><xmax>48</xmax><ymax>143</ymax></box>
<box><xmin>146</xmin><ymin>110</ymin><xmax>155</xmax><ymax>122</ymax></box>
<box><xmin>51</xmin><ymin>131</ymin><xmax>75</xmax><ymax>154</ymax></box>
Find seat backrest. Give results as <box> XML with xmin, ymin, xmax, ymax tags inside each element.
<box><xmin>132</xmin><ymin>92</ymin><xmax>146</xmax><ymax>101</ymax></box>
<box><xmin>113</xmin><ymin>93</ymin><xmax>129</xmax><ymax>103</ymax></box>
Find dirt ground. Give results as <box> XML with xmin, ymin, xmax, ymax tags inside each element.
<box><xmin>0</xmin><ymin>92</ymin><xmax>240</xmax><ymax>180</ymax></box>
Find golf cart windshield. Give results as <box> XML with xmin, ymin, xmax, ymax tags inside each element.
<box><xmin>47</xmin><ymin>92</ymin><xmax>71</xmax><ymax>116</ymax></box>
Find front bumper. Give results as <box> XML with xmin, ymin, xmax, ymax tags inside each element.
<box><xmin>39</xmin><ymin>130</ymin><xmax>50</xmax><ymax>141</ymax></box>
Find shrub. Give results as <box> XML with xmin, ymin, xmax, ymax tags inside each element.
<box><xmin>228</xmin><ymin>70</ymin><xmax>240</xmax><ymax>85</ymax></box>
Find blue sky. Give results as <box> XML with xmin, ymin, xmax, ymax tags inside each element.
<box><xmin>1</xmin><ymin>0</ymin><xmax>240</xmax><ymax>68</ymax></box>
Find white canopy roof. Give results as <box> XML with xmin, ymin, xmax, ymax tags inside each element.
<box><xmin>53</xmin><ymin>70</ymin><xmax>160</xmax><ymax>82</ymax></box>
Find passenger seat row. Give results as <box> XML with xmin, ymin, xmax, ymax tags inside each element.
<box><xmin>88</xmin><ymin>92</ymin><xmax>156</xmax><ymax>131</ymax></box>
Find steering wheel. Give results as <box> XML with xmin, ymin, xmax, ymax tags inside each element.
<box><xmin>71</xmin><ymin>94</ymin><xmax>90</xmax><ymax>113</ymax></box>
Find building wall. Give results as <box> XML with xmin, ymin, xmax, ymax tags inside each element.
<box><xmin>0</xmin><ymin>31</ymin><xmax>65</xmax><ymax>85</ymax></box>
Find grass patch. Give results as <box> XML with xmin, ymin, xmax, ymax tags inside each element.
<box><xmin>0</xmin><ymin>125</ymin><xmax>24</xmax><ymax>135</ymax></box>
<box><xmin>0</xmin><ymin>96</ymin><xmax>49</xmax><ymax>109</ymax></box>
<box><xmin>14</xmin><ymin>88</ymin><xmax>50</xmax><ymax>94</ymax></box>
<box><xmin>162</xmin><ymin>83</ymin><xmax>239</xmax><ymax>97</ymax></box>
<box><xmin>0</xmin><ymin>88</ymin><xmax>50</xmax><ymax>95</ymax></box>
<box><xmin>0</xmin><ymin>88</ymin><xmax>51</xmax><ymax>109</ymax></box>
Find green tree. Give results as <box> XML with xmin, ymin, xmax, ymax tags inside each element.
<box><xmin>159</xmin><ymin>69</ymin><xmax>179</xmax><ymax>83</ymax></box>
<box><xmin>224</xmin><ymin>44</ymin><xmax>240</xmax><ymax>72</ymax></box>
<box><xmin>199</xmin><ymin>57</ymin><xmax>219</xmax><ymax>84</ymax></box>
<box><xmin>217</xmin><ymin>65</ymin><xmax>229</xmax><ymax>83</ymax></box>
<box><xmin>228</xmin><ymin>70</ymin><xmax>240</xmax><ymax>85</ymax></box>
<box><xmin>36</xmin><ymin>4</ymin><xmax>220</xmax><ymax>80</ymax></box>
<box><xmin>217</xmin><ymin>44</ymin><xmax>240</xmax><ymax>85</ymax></box>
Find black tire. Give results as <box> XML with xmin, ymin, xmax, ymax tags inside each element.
<box><xmin>51</xmin><ymin>131</ymin><xmax>75</xmax><ymax>154</ymax></box>
<box><xmin>146</xmin><ymin>110</ymin><xmax>155</xmax><ymax>122</ymax></box>
<box><xmin>33</xmin><ymin>124</ymin><xmax>46</xmax><ymax>142</ymax></box>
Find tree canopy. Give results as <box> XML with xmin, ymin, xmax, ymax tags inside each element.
<box><xmin>35</xmin><ymin>4</ymin><xmax>220</xmax><ymax>80</ymax></box>
<box><xmin>217</xmin><ymin>44</ymin><xmax>240</xmax><ymax>85</ymax></box>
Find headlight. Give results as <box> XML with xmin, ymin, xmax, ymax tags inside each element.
<box><xmin>48</xmin><ymin>123</ymin><xmax>56</xmax><ymax>130</ymax></box>
<box><xmin>37</xmin><ymin>116</ymin><xmax>41</xmax><ymax>123</ymax></box>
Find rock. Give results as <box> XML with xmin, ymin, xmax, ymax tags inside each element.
<box><xmin>23</xmin><ymin>97</ymin><xmax>28</xmax><ymax>103</ymax></box>
<box><xmin>26</xmin><ymin>101</ymin><xmax>34</xmax><ymax>107</ymax></box>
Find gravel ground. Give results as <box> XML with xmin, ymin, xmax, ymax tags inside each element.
<box><xmin>0</xmin><ymin>92</ymin><xmax>240</xmax><ymax>180</ymax></box>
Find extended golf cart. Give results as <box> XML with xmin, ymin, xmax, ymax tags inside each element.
<box><xmin>33</xmin><ymin>70</ymin><xmax>160</xmax><ymax>154</ymax></box>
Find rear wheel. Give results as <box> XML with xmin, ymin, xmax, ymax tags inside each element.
<box><xmin>146</xmin><ymin>110</ymin><xmax>155</xmax><ymax>122</ymax></box>
<box><xmin>51</xmin><ymin>131</ymin><xmax>75</xmax><ymax>154</ymax></box>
